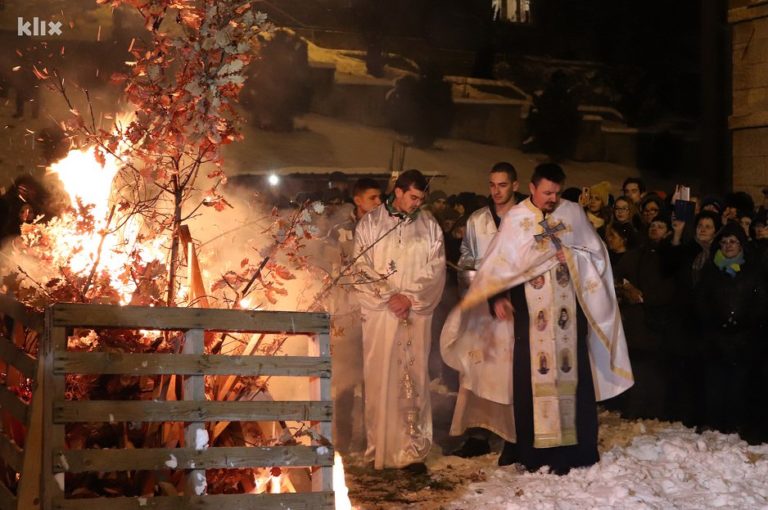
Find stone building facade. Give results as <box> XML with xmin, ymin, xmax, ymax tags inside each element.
<box><xmin>730</xmin><ymin>1</ymin><xmax>768</xmax><ymax>198</ymax></box>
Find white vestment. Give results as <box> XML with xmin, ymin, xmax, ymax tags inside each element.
<box><xmin>452</xmin><ymin>205</ymin><xmax>516</xmax><ymax>438</ymax></box>
<box><xmin>457</xmin><ymin>206</ymin><xmax>498</xmax><ymax>270</ymax></box>
<box><xmin>441</xmin><ymin>198</ymin><xmax>633</xmax><ymax>442</ymax></box>
<box><xmin>324</xmin><ymin>212</ymin><xmax>366</xmax><ymax>452</ymax></box>
<box><xmin>326</xmin><ymin>211</ymin><xmax>363</xmax><ymax>391</ymax></box>
<box><xmin>353</xmin><ymin>204</ymin><xmax>446</xmax><ymax>469</ymax></box>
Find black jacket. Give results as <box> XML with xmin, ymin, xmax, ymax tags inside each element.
<box><xmin>694</xmin><ymin>256</ymin><xmax>767</xmax><ymax>361</ymax></box>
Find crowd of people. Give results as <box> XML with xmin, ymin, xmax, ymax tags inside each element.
<box><xmin>423</xmin><ymin>175</ymin><xmax>768</xmax><ymax>444</ymax></box>
<box><xmin>304</xmin><ymin>166</ymin><xmax>768</xmax><ymax>475</ymax></box>
<box><xmin>329</xmin><ymin>164</ymin><xmax>633</xmax><ymax>475</ymax></box>
<box><xmin>3</xmin><ymin>164</ymin><xmax>765</xmax><ymax>478</ymax></box>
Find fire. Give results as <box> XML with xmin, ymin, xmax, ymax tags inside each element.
<box><xmin>269</xmin><ymin>468</ymin><xmax>282</xmax><ymax>494</ymax></box>
<box><xmin>247</xmin><ymin>454</ymin><xmax>354</xmax><ymax>508</ymax></box>
<box><xmin>334</xmin><ymin>452</ymin><xmax>354</xmax><ymax>510</ymax></box>
<box><xmin>39</xmin><ymin>145</ymin><xmax>168</xmax><ymax>304</ymax></box>
<box><xmin>49</xmin><ymin>148</ymin><xmax>120</xmax><ymax>218</ymax></box>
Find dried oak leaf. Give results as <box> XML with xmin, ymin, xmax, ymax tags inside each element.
<box><xmin>273</xmin><ymin>265</ymin><xmax>294</xmax><ymax>280</ymax></box>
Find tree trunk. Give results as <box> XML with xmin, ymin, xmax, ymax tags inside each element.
<box><xmin>167</xmin><ymin>174</ymin><xmax>182</xmax><ymax>307</ymax></box>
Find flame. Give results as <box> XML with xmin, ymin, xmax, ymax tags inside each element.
<box><xmin>334</xmin><ymin>452</ymin><xmax>353</xmax><ymax>510</ymax></box>
<box><xmin>269</xmin><ymin>473</ymin><xmax>282</xmax><ymax>494</ymax></box>
<box><xmin>49</xmin><ymin>149</ymin><xmax>119</xmax><ymax>218</ymax></box>
<box><xmin>41</xmin><ymin>144</ymin><xmax>168</xmax><ymax>304</ymax></box>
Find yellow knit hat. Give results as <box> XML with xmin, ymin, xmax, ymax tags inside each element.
<box><xmin>589</xmin><ymin>181</ymin><xmax>611</xmax><ymax>207</ymax></box>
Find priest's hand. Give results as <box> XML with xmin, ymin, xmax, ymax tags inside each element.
<box><xmin>388</xmin><ymin>293</ymin><xmax>412</xmax><ymax>320</ymax></box>
<box><xmin>555</xmin><ymin>249</ymin><xmax>566</xmax><ymax>264</ymax></box>
<box><xmin>493</xmin><ymin>297</ymin><xmax>515</xmax><ymax>321</ymax></box>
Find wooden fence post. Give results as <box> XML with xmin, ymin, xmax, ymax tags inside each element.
<box><xmin>183</xmin><ymin>328</ymin><xmax>206</xmax><ymax>498</ymax></box>
<box><xmin>16</xmin><ymin>358</ymin><xmax>43</xmax><ymax>510</ymax></box>
<box><xmin>41</xmin><ymin>310</ymin><xmax>67</xmax><ymax>510</ymax></box>
<box><xmin>310</xmin><ymin>330</ymin><xmax>333</xmax><ymax>495</ymax></box>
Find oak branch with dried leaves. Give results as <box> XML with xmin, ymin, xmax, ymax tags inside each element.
<box><xmin>38</xmin><ymin>0</ymin><xmax>268</xmax><ymax>307</ymax></box>
<box><xmin>0</xmin><ymin>0</ymin><xmax>414</xmax><ymax>500</ymax></box>
<box><xmin>0</xmin><ymin>0</ymin><xmax>332</xmax><ymax>499</ymax></box>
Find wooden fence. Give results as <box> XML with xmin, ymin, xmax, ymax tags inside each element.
<box><xmin>0</xmin><ymin>294</ymin><xmax>44</xmax><ymax>510</ymax></box>
<box><xmin>41</xmin><ymin>303</ymin><xmax>333</xmax><ymax>510</ymax></box>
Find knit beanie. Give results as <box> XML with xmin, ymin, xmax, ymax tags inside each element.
<box><xmin>429</xmin><ymin>190</ymin><xmax>447</xmax><ymax>204</ymax></box>
<box><xmin>589</xmin><ymin>181</ymin><xmax>611</xmax><ymax>207</ymax></box>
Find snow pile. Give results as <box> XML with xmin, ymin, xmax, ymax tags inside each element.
<box><xmin>445</xmin><ymin>415</ymin><xmax>768</xmax><ymax>509</ymax></box>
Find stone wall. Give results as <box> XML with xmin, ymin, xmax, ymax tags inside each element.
<box><xmin>307</xmin><ymin>64</ymin><xmax>642</xmax><ymax>160</ymax></box>
<box><xmin>729</xmin><ymin>1</ymin><xmax>768</xmax><ymax>198</ymax></box>
<box><xmin>450</xmin><ymin>99</ymin><xmax>525</xmax><ymax>147</ymax></box>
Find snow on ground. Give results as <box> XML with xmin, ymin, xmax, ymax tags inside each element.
<box><xmin>446</xmin><ymin>413</ymin><xmax>768</xmax><ymax>510</ymax></box>
<box><xmin>345</xmin><ymin>411</ymin><xmax>768</xmax><ymax>510</ymax></box>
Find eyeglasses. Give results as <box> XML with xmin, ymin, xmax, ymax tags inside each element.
<box><xmin>614</xmin><ymin>206</ymin><xmax>630</xmax><ymax>211</ymax></box>
<box><xmin>643</xmin><ymin>207</ymin><xmax>659</xmax><ymax>213</ymax></box>
<box><xmin>719</xmin><ymin>238</ymin><xmax>741</xmax><ymax>247</ymax></box>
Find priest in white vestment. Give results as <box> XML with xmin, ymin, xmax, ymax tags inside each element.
<box><xmin>353</xmin><ymin>169</ymin><xmax>446</xmax><ymax>471</ymax></box>
<box><xmin>442</xmin><ymin>163</ymin><xmax>633</xmax><ymax>474</ymax></box>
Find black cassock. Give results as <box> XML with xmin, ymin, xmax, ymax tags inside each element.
<box><xmin>496</xmin><ymin>283</ymin><xmax>599</xmax><ymax>475</ymax></box>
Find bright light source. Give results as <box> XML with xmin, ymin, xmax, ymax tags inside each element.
<box><xmin>268</xmin><ymin>174</ymin><xmax>280</xmax><ymax>186</ymax></box>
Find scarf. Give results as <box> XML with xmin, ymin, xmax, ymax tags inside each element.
<box><xmin>385</xmin><ymin>194</ymin><xmax>419</xmax><ymax>221</ymax></box>
<box><xmin>713</xmin><ymin>249</ymin><xmax>744</xmax><ymax>277</ymax></box>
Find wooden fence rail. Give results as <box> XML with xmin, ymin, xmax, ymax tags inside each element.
<box><xmin>0</xmin><ymin>294</ymin><xmax>44</xmax><ymax>510</ymax></box>
<box><xmin>41</xmin><ymin>303</ymin><xmax>333</xmax><ymax>510</ymax></box>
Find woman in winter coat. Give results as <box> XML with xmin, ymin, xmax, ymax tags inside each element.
<box><xmin>611</xmin><ymin>215</ymin><xmax>676</xmax><ymax>420</ymax></box>
<box><xmin>694</xmin><ymin>222</ymin><xmax>767</xmax><ymax>436</ymax></box>
<box><xmin>662</xmin><ymin>210</ymin><xmax>721</xmax><ymax>425</ymax></box>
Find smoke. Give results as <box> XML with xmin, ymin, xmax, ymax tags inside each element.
<box><xmin>187</xmin><ymin>180</ymin><xmax>366</xmax><ymax>434</ymax></box>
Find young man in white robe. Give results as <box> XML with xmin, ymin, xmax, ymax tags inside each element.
<box><xmin>442</xmin><ymin>163</ymin><xmax>633</xmax><ymax>474</ymax></box>
<box><xmin>325</xmin><ymin>178</ymin><xmax>382</xmax><ymax>454</ymax></box>
<box><xmin>353</xmin><ymin>169</ymin><xmax>446</xmax><ymax>473</ymax></box>
<box><xmin>451</xmin><ymin>161</ymin><xmax>525</xmax><ymax>457</ymax></box>
<box><xmin>458</xmin><ymin>161</ymin><xmax>526</xmax><ymax>272</ymax></box>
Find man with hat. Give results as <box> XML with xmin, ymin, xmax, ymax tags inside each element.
<box><xmin>425</xmin><ymin>190</ymin><xmax>448</xmax><ymax>222</ymax></box>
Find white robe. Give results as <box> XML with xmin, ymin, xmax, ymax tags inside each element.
<box><xmin>353</xmin><ymin>204</ymin><xmax>446</xmax><ymax>469</ymax></box>
<box><xmin>324</xmin><ymin>212</ymin><xmax>366</xmax><ymax>452</ymax></box>
<box><xmin>458</xmin><ymin>206</ymin><xmax>498</xmax><ymax>270</ymax></box>
<box><xmin>441</xmin><ymin>198</ymin><xmax>633</xmax><ymax>440</ymax></box>
<box><xmin>452</xmin><ymin>205</ymin><xmax>517</xmax><ymax>439</ymax></box>
<box><xmin>326</xmin><ymin>211</ymin><xmax>363</xmax><ymax>391</ymax></box>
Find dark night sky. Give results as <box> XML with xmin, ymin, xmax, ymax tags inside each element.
<box><xmin>0</xmin><ymin>0</ymin><xmax>731</xmax><ymax>185</ymax></box>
